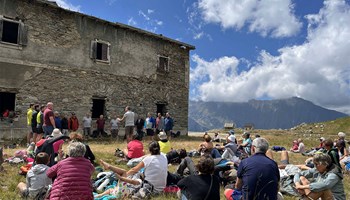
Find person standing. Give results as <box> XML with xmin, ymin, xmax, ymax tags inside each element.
<box><xmin>164</xmin><ymin>112</ymin><xmax>174</xmax><ymax>139</ymax></box>
<box><xmin>43</xmin><ymin>102</ymin><xmax>56</xmax><ymax>137</ymax></box>
<box><xmin>118</xmin><ymin>106</ymin><xmax>135</xmax><ymax>141</ymax></box>
<box><xmin>61</xmin><ymin>114</ymin><xmax>69</xmax><ymax>136</ymax></box>
<box><xmin>144</xmin><ymin>112</ymin><xmax>156</xmax><ymax>140</ymax></box>
<box><xmin>36</xmin><ymin>105</ymin><xmax>45</xmax><ymax>142</ymax></box>
<box><xmin>82</xmin><ymin>112</ymin><xmax>92</xmax><ymax>137</ymax></box>
<box><xmin>135</xmin><ymin>115</ymin><xmax>145</xmax><ymax>140</ymax></box>
<box><xmin>155</xmin><ymin>113</ymin><xmax>164</xmax><ymax>135</ymax></box>
<box><xmin>96</xmin><ymin>115</ymin><xmax>105</xmax><ymax>137</ymax></box>
<box><xmin>233</xmin><ymin>138</ymin><xmax>279</xmax><ymax>200</ymax></box>
<box><xmin>27</xmin><ymin>103</ymin><xmax>34</xmax><ymax>145</ymax></box>
<box><xmin>68</xmin><ymin>112</ymin><xmax>79</xmax><ymax>132</ymax></box>
<box><xmin>31</xmin><ymin>105</ymin><xmax>39</xmax><ymax>144</ymax></box>
<box><xmin>110</xmin><ymin>115</ymin><xmax>119</xmax><ymax>138</ymax></box>
<box><xmin>54</xmin><ymin>111</ymin><xmax>62</xmax><ymax>130</ymax></box>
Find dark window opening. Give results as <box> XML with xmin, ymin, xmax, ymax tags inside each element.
<box><xmin>156</xmin><ymin>103</ymin><xmax>167</xmax><ymax>116</ymax></box>
<box><xmin>2</xmin><ymin>20</ymin><xmax>19</xmax><ymax>44</ymax></box>
<box><xmin>96</xmin><ymin>42</ymin><xmax>109</xmax><ymax>61</ymax></box>
<box><xmin>91</xmin><ymin>98</ymin><xmax>105</xmax><ymax>118</ymax></box>
<box><xmin>158</xmin><ymin>56</ymin><xmax>169</xmax><ymax>72</ymax></box>
<box><xmin>0</xmin><ymin>92</ymin><xmax>16</xmax><ymax>115</ymax></box>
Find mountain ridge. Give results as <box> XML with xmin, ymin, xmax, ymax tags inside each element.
<box><xmin>188</xmin><ymin>97</ymin><xmax>348</xmax><ymax>131</ymax></box>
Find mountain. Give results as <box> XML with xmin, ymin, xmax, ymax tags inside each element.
<box><xmin>188</xmin><ymin>97</ymin><xmax>348</xmax><ymax>131</ymax></box>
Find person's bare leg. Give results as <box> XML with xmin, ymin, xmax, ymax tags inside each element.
<box><xmin>94</xmin><ymin>188</ymin><xmax>113</xmax><ymax>197</ymax></box>
<box><xmin>307</xmin><ymin>189</ymin><xmax>333</xmax><ymax>200</ymax></box>
<box><xmin>281</xmin><ymin>150</ymin><xmax>289</xmax><ymax>162</ymax></box>
<box><xmin>266</xmin><ymin>149</ymin><xmax>274</xmax><ymax>160</ymax></box>
<box><xmin>100</xmin><ymin>160</ymin><xmax>127</xmax><ymax>176</ymax></box>
<box><xmin>299</xmin><ymin>176</ymin><xmax>312</xmax><ymax>196</ymax></box>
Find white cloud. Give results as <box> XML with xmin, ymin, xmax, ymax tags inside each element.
<box><xmin>127</xmin><ymin>17</ymin><xmax>137</xmax><ymax>26</ymax></box>
<box><xmin>147</xmin><ymin>9</ymin><xmax>154</xmax><ymax>14</ymax></box>
<box><xmin>191</xmin><ymin>0</ymin><xmax>350</xmax><ymax>114</ymax></box>
<box><xmin>139</xmin><ymin>11</ymin><xmax>150</xmax><ymax>21</ymax></box>
<box><xmin>155</xmin><ymin>20</ymin><xmax>163</xmax><ymax>26</ymax></box>
<box><xmin>197</xmin><ymin>0</ymin><xmax>302</xmax><ymax>37</ymax></box>
<box><xmin>50</xmin><ymin>0</ymin><xmax>81</xmax><ymax>12</ymax></box>
<box><xmin>193</xmin><ymin>32</ymin><xmax>204</xmax><ymax>40</ymax></box>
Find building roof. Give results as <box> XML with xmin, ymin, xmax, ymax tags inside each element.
<box><xmin>40</xmin><ymin>0</ymin><xmax>195</xmax><ymax>50</ymax></box>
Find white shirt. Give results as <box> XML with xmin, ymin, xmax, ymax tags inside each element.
<box><xmin>124</xmin><ymin>111</ymin><xmax>135</xmax><ymax>126</ymax></box>
<box><xmin>110</xmin><ymin>119</ymin><xmax>119</xmax><ymax>129</ymax></box>
<box><xmin>142</xmin><ymin>154</ymin><xmax>167</xmax><ymax>192</ymax></box>
<box><xmin>82</xmin><ymin>116</ymin><xmax>92</xmax><ymax>128</ymax></box>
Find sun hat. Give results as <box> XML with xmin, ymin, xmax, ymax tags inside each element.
<box><xmin>228</xmin><ymin>135</ymin><xmax>236</xmax><ymax>142</ymax></box>
<box><xmin>319</xmin><ymin>137</ymin><xmax>325</xmax><ymax>141</ymax></box>
<box><xmin>52</xmin><ymin>128</ymin><xmax>62</xmax><ymax>138</ymax></box>
<box><xmin>158</xmin><ymin>131</ymin><xmax>167</xmax><ymax>140</ymax></box>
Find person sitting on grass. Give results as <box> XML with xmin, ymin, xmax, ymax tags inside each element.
<box><xmin>199</xmin><ymin>134</ymin><xmax>221</xmax><ymax>158</ymax></box>
<box><xmin>101</xmin><ymin>141</ymin><xmax>168</xmax><ymax>198</ymax></box>
<box><xmin>17</xmin><ymin>152</ymin><xmax>52</xmax><ymax>199</ymax></box>
<box><xmin>291</xmin><ymin>138</ymin><xmax>305</xmax><ymax>153</ymax></box>
<box><xmin>69</xmin><ymin>132</ymin><xmax>95</xmax><ymax>164</ymax></box>
<box><xmin>122</xmin><ymin>133</ymin><xmax>144</xmax><ymax>162</ymax></box>
<box><xmin>322</xmin><ymin>138</ymin><xmax>341</xmax><ymax>169</ymax></box>
<box><xmin>95</xmin><ymin>159</ymin><xmax>143</xmax><ymax>199</ymax></box>
<box><xmin>177</xmin><ymin>155</ymin><xmax>220</xmax><ymax>200</ymax></box>
<box><xmin>293</xmin><ymin>153</ymin><xmax>346</xmax><ymax>200</ymax></box>
<box><xmin>158</xmin><ymin>131</ymin><xmax>171</xmax><ymax>154</ymax></box>
<box><xmin>238</xmin><ymin>132</ymin><xmax>252</xmax><ymax>156</ymax></box>
<box><xmin>215</xmin><ymin>135</ymin><xmax>238</xmax><ymax>160</ymax></box>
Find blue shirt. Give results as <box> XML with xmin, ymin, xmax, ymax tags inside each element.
<box><xmin>164</xmin><ymin>117</ymin><xmax>174</xmax><ymax>131</ymax></box>
<box><xmin>54</xmin><ymin>117</ymin><xmax>62</xmax><ymax>129</ymax></box>
<box><xmin>237</xmin><ymin>153</ymin><xmax>279</xmax><ymax>200</ymax></box>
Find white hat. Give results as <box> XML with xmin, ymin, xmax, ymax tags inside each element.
<box><xmin>228</xmin><ymin>135</ymin><xmax>236</xmax><ymax>142</ymax></box>
<box><xmin>52</xmin><ymin>128</ymin><xmax>62</xmax><ymax>137</ymax></box>
<box><xmin>338</xmin><ymin>132</ymin><xmax>346</xmax><ymax>138</ymax></box>
<box><xmin>320</xmin><ymin>137</ymin><xmax>325</xmax><ymax>141</ymax></box>
<box><xmin>158</xmin><ymin>132</ymin><xmax>167</xmax><ymax>140</ymax></box>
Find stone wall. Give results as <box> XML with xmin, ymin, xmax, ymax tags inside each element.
<box><xmin>0</xmin><ymin>0</ymin><xmax>193</xmax><ymax>137</ymax></box>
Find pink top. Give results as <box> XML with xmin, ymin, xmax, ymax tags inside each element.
<box><xmin>127</xmin><ymin>140</ymin><xmax>144</xmax><ymax>159</ymax></box>
<box><xmin>53</xmin><ymin>139</ymin><xmax>64</xmax><ymax>153</ymax></box>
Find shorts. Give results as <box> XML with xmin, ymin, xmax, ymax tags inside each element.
<box><xmin>32</xmin><ymin>126</ymin><xmax>37</xmax><ymax>133</ymax></box>
<box><xmin>146</xmin><ymin>129</ymin><xmax>154</xmax><ymax>136</ymax></box>
<box><xmin>281</xmin><ymin>159</ymin><xmax>289</xmax><ymax>165</ymax></box>
<box><xmin>37</xmin><ymin>125</ymin><xmax>44</xmax><ymax>134</ymax></box>
<box><xmin>125</xmin><ymin>126</ymin><xmax>134</xmax><ymax>135</ymax></box>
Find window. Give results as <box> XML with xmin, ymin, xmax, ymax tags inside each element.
<box><xmin>91</xmin><ymin>98</ymin><xmax>106</xmax><ymax>118</ymax></box>
<box><xmin>0</xmin><ymin>16</ymin><xmax>28</xmax><ymax>46</ymax></box>
<box><xmin>0</xmin><ymin>92</ymin><xmax>16</xmax><ymax>115</ymax></box>
<box><xmin>90</xmin><ymin>40</ymin><xmax>110</xmax><ymax>63</ymax></box>
<box><xmin>158</xmin><ymin>55</ymin><xmax>169</xmax><ymax>72</ymax></box>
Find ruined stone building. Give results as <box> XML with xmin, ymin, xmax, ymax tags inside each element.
<box><xmin>0</xmin><ymin>0</ymin><xmax>194</xmax><ymax>139</ymax></box>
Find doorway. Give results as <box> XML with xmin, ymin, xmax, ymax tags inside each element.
<box><xmin>156</xmin><ymin>103</ymin><xmax>167</xmax><ymax>116</ymax></box>
<box><xmin>0</xmin><ymin>92</ymin><xmax>16</xmax><ymax>114</ymax></box>
<box><xmin>91</xmin><ymin>98</ymin><xmax>105</xmax><ymax>118</ymax></box>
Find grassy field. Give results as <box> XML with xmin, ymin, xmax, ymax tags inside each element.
<box><xmin>0</xmin><ymin>117</ymin><xmax>349</xmax><ymax>199</ymax></box>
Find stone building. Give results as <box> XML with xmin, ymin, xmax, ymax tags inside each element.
<box><xmin>0</xmin><ymin>0</ymin><xmax>194</xmax><ymax>139</ymax></box>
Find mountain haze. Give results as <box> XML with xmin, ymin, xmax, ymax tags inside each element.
<box><xmin>188</xmin><ymin>97</ymin><xmax>348</xmax><ymax>131</ymax></box>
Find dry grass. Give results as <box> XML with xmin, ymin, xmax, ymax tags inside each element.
<box><xmin>1</xmin><ymin>117</ymin><xmax>349</xmax><ymax>199</ymax></box>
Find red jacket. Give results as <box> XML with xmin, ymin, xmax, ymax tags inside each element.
<box><xmin>47</xmin><ymin>157</ymin><xmax>94</xmax><ymax>200</ymax></box>
<box><xmin>68</xmin><ymin>117</ymin><xmax>79</xmax><ymax>131</ymax></box>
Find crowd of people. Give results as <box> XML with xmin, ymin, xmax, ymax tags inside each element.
<box><xmin>2</xmin><ymin>102</ymin><xmax>348</xmax><ymax>199</ymax></box>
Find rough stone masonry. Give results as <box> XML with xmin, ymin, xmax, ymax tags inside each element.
<box><xmin>0</xmin><ymin>0</ymin><xmax>195</xmax><ymax>140</ymax></box>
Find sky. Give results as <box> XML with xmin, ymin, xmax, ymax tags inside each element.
<box><xmin>52</xmin><ymin>0</ymin><xmax>350</xmax><ymax>114</ymax></box>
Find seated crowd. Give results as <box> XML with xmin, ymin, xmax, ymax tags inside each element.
<box><xmin>9</xmin><ymin>129</ymin><xmax>349</xmax><ymax>200</ymax></box>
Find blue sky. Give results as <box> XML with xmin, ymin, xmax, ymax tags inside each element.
<box><xmin>54</xmin><ymin>0</ymin><xmax>350</xmax><ymax>114</ymax></box>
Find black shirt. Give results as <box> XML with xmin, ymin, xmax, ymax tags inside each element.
<box><xmin>177</xmin><ymin>174</ymin><xmax>220</xmax><ymax>200</ymax></box>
